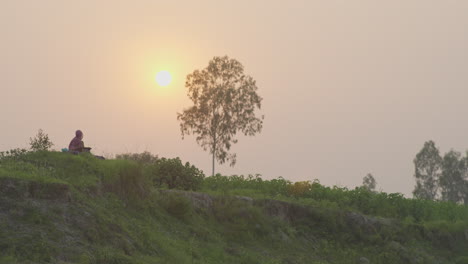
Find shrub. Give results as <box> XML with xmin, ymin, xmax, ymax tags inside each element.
<box><xmin>202</xmin><ymin>175</ymin><xmax>468</xmax><ymax>222</ymax></box>
<box><xmin>115</xmin><ymin>151</ymin><xmax>158</xmax><ymax>165</ymax></box>
<box><xmin>287</xmin><ymin>181</ymin><xmax>313</xmax><ymax>197</ymax></box>
<box><xmin>146</xmin><ymin>157</ymin><xmax>205</xmax><ymax>191</ymax></box>
<box><xmin>0</xmin><ymin>148</ymin><xmax>28</xmax><ymax>160</ymax></box>
<box><xmin>29</xmin><ymin>129</ymin><xmax>54</xmax><ymax>151</ymax></box>
<box><xmin>202</xmin><ymin>174</ymin><xmax>291</xmax><ymax>197</ymax></box>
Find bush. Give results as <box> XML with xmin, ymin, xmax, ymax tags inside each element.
<box><xmin>29</xmin><ymin>129</ymin><xmax>54</xmax><ymax>151</ymax></box>
<box><xmin>0</xmin><ymin>148</ymin><xmax>28</xmax><ymax>160</ymax></box>
<box><xmin>115</xmin><ymin>151</ymin><xmax>158</xmax><ymax>165</ymax></box>
<box><xmin>202</xmin><ymin>175</ymin><xmax>468</xmax><ymax>223</ymax></box>
<box><xmin>146</xmin><ymin>157</ymin><xmax>204</xmax><ymax>191</ymax></box>
<box><xmin>202</xmin><ymin>174</ymin><xmax>290</xmax><ymax>197</ymax></box>
<box><xmin>287</xmin><ymin>181</ymin><xmax>313</xmax><ymax>197</ymax></box>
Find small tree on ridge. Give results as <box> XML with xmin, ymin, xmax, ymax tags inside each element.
<box><xmin>29</xmin><ymin>129</ymin><xmax>54</xmax><ymax>152</ymax></box>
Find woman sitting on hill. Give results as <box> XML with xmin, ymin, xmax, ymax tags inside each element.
<box><xmin>67</xmin><ymin>130</ymin><xmax>105</xmax><ymax>159</ymax></box>
<box><xmin>69</xmin><ymin>130</ymin><xmax>85</xmax><ymax>153</ymax></box>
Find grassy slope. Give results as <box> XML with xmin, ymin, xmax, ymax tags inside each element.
<box><xmin>0</xmin><ymin>151</ymin><xmax>467</xmax><ymax>264</ymax></box>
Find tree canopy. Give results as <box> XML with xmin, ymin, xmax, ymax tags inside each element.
<box><xmin>413</xmin><ymin>140</ymin><xmax>442</xmax><ymax>200</ymax></box>
<box><xmin>177</xmin><ymin>56</ymin><xmax>264</xmax><ymax>175</ymax></box>
<box><xmin>439</xmin><ymin>150</ymin><xmax>467</xmax><ymax>203</ymax></box>
<box><xmin>362</xmin><ymin>173</ymin><xmax>377</xmax><ymax>192</ymax></box>
<box><xmin>412</xmin><ymin>140</ymin><xmax>468</xmax><ymax>204</ymax></box>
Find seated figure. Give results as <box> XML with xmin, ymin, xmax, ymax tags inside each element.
<box><xmin>67</xmin><ymin>130</ymin><xmax>104</xmax><ymax>159</ymax></box>
<box><xmin>69</xmin><ymin>130</ymin><xmax>85</xmax><ymax>153</ymax></box>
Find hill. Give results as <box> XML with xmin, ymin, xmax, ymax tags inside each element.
<box><xmin>0</xmin><ymin>151</ymin><xmax>467</xmax><ymax>264</ymax></box>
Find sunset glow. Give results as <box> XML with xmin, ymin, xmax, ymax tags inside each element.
<box><xmin>4</xmin><ymin>0</ymin><xmax>468</xmax><ymax>199</ymax></box>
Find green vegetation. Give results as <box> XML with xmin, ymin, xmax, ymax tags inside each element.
<box><xmin>146</xmin><ymin>157</ymin><xmax>205</xmax><ymax>191</ymax></box>
<box><xmin>413</xmin><ymin>140</ymin><xmax>468</xmax><ymax>204</ymax></box>
<box><xmin>202</xmin><ymin>174</ymin><xmax>468</xmax><ymax>223</ymax></box>
<box><xmin>362</xmin><ymin>173</ymin><xmax>377</xmax><ymax>192</ymax></box>
<box><xmin>177</xmin><ymin>56</ymin><xmax>264</xmax><ymax>176</ymax></box>
<box><xmin>29</xmin><ymin>129</ymin><xmax>54</xmax><ymax>152</ymax></box>
<box><xmin>0</xmin><ymin>151</ymin><xmax>467</xmax><ymax>264</ymax></box>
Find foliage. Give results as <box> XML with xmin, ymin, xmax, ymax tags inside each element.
<box><xmin>1</xmin><ymin>151</ymin><xmax>467</xmax><ymax>263</ymax></box>
<box><xmin>412</xmin><ymin>141</ymin><xmax>468</xmax><ymax>204</ymax></box>
<box><xmin>362</xmin><ymin>173</ymin><xmax>377</xmax><ymax>192</ymax></box>
<box><xmin>29</xmin><ymin>129</ymin><xmax>54</xmax><ymax>151</ymax></box>
<box><xmin>202</xmin><ymin>175</ymin><xmax>468</xmax><ymax>223</ymax></box>
<box><xmin>146</xmin><ymin>157</ymin><xmax>205</xmax><ymax>191</ymax></box>
<box><xmin>115</xmin><ymin>151</ymin><xmax>159</xmax><ymax>165</ymax></box>
<box><xmin>177</xmin><ymin>56</ymin><xmax>264</xmax><ymax>175</ymax></box>
<box><xmin>287</xmin><ymin>181</ymin><xmax>313</xmax><ymax>197</ymax></box>
<box><xmin>413</xmin><ymin>140</ymin><xmax>442</xmax><ymax>200</ymax></box>
<box><xmin>439</xmin><ymin>150</ymin><xmax>467</xmax><ymax>203</ymax></box>
<box><xmin>0</xmin><ymin>148</ymin><xmax>28</xmax><ymax>160</ymax></box>
<box><xmin>203</xmin><ymin>174</ymin><xmax>290</xmax><ymax>197</ymax></box>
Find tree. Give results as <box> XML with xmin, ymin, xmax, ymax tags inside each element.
<box><xmin>412</xmin><ymin>140</ymin><xmax>442</xmax><ymax>200</ymax></box>
<box><xmin>362</xmin><ymin>173</ymin><xmax>377</xmax><ymax>191</ymax></box>
<box><xmin>463</xmin><ymin>153</ymin><xmax>468</xmax><ymax>205</ymax></box>
<box><xmin>439</xmin><ymin>150</ymin><xmax>467</xmax><ymax>203</ymax></box>
<box><xmin>29</xmin><ymin>129</ymin><xmax>54</xmax><ymax>151</ymax></box>
<box><xmin>177</xmin><ymin>56</ymin><xmax>264</xmax><ymax>176</ymax></box>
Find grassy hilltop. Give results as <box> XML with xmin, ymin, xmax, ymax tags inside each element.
<box><xmin>0</xmin><ymin>151</ymin><xmax>467</xmax><ymax>264</ymax></box>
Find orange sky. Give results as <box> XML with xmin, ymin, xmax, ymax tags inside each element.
<box><xmin>2</xmin><ymin>0</ymin><xmax>468</xmax><ymax>196</ymax></box>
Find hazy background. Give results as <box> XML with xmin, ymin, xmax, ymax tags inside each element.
<box><xmin>2</xmin><ymin>0</ymin><xmax>468</xmax><ymax>196</ymax></box>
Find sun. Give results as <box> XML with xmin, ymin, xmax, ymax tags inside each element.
<box><xmin>155</xmin><ymin>71</ymin><xmax>172</xmax><ymax>86</ymax></box>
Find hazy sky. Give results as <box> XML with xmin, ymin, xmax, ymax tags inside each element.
<box><xmin>2</xmin><ymin>0</ymin><xmax>468</xmax><ymax>196</ymax></box>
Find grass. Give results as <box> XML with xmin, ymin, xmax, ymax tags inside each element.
<box><xmin>0</xmin><ymin>151</ymin><xmax>467</xmax><ymax>263</ymax></box>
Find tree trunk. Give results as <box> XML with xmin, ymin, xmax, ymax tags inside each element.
<box><xmin>212</xmin><ymin>134</ymin><xmax>216</xmax><ymax>176</ymax></box>
<box><xmin>212</xmin><ymin>151</ymin><xmax>215</xmax><ymax>176</ymax></box>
